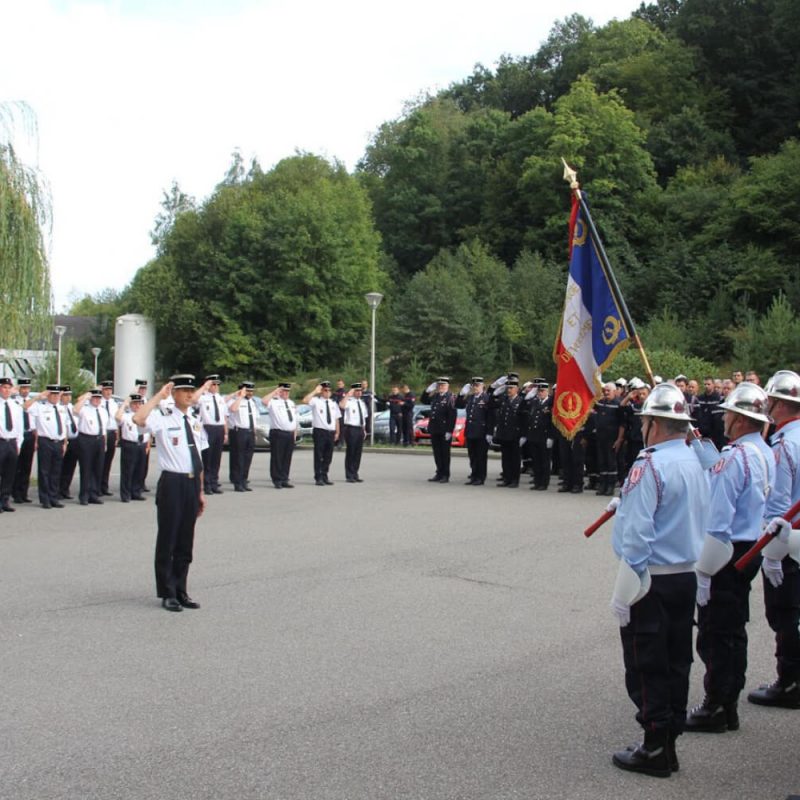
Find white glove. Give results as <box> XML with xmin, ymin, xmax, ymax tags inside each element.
<box><xmin>765</xmin><ymin>516</ymin><xmax>793</xmax><ymax>543</ymax></box>
<box><xmin>696</xmin><ymin>571</ymin><xmax>711</xmax><ymax>607</ymax></box>
<box><xmin>485</xmin><ymin>434</ymin><xmax>493</xmax><ymax>444</ymax></box>
<box><xmin>763</xmin><ymin>557</ymin><xmax>784</xmax><ymax>588</ymax></box>
<box><xmin>525</xmin><ymin>389</ymin><xmax>536</xmax><ymax>401</ymax></box>
<box><xmin>425</xmin><ymin>381</ymin><xmax>437</xmax><ymax>394</ymax></box>
<box><xmin>610</xmin><ymin>598</ymin><xmax>630</xmax><ymax>627</ymax></box>
<box><xmin>459</xmin><ymin>383</ymin><xmax>470</xmax><ymax>396</ymax></box>
<box><xmin>519</xmin><ymin>437</ymin><xmax>527</xmax><ymax>447</ymax></box>
<box><xmin>546</xmin><ymin>438</ymin><xmax>553</xmax><ymax>449</ymax></box>
<box><xmin>493</xmin><ymin>385</ymin><xmax>506</xmax><ymax>397</ymax></box>
<box><xmin>606</xmin><ymin>497</ymin><xmax>620</xmax><ymax>513</ymax></box>
<box><xmin>444</xmin><ymin>432</ymin><xmax>452</xmax><ymax>442</ymax></box>
<box><xmin>490</xmin><ymin>375</ymin><xmax>508</xmax><ymax>390</ymax></box>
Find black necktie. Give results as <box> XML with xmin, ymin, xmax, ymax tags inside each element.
<box><xmin>55</xmin><ymin>406</ymin><xmax>63</xmax><ymax>437</ymax></box>
<box><xmin>357</xmin><ymin>401</ymin><xmax>363</xmax><ymax>427</ymax></box>
<box><xmin>285</xmin><ymin>400</ymin><xmax>293</xmax><ymax>422</ymax></box>
<box><xmin>67</xmin><ymin>408</ymin><xmax>76</xmax><ymax>434</ymax></box>
<box><xmin>183</xmin><ymin>414</ymin><xmax>203</xmax><ymax>475</ymax></box>
<box><xmin>23</xmin><ymin>406</ymin><xmax>29</xmax><ymax>432</ymax></box>
<box><xmin>96</xmin><ymin>408</ymin><xmax>103</xmax><ymax>434</ymax></box>
<box><xmin>213</xmin><ymin>396</ymin><xmax>220</xmax><ymax>422</ymax></box>
<box><xmin>248</xmin><ymin>400</ymin><xmax>254</xmax><ymax>432</ymax></box>
<box><xmin>325</xmin><ymin>400</ymin><xmax>331</xmax><ymax>424</ymax></box>
<box><xmin>105</xmin><ymin>400</ymin><xmax>110</xmax><ymax>415</ymax></box>
<box><xmin>4</xmin><ymin>401</ymin><xmax>11</xmax><ymax>432</ymax></box>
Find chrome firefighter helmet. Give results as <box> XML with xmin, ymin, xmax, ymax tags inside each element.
<box><xmin>719</xmin><ymin>381</ymin><xmax>770</xmax><ymax>423</ymax></box>
<box><xmin>765</xmin><ymin>370</ymin><xmax>800</xmax><ymax>405</ymax></box>
<box><xmin>636</xmin><ymin>383</ymin><xmax>692</xmax><ymax>421</ymax></box>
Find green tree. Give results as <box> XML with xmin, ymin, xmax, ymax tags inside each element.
<box><xmin>731</xmin><ymin>293</ymin><xmax>800</xmax><ymax>376</ymax></box>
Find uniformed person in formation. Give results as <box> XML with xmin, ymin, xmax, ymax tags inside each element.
<box><xmin>133</xmin><ymin>376</ymin><xmax>206</xmax><ymax>612</ymax></box>
<box><xmin>198</xmin><ymin>374</ymin><xmax>227</xmax><ymax>495</ymax></box>
<box><xmin>29</xmin><ymin>385</ymin><xmax>66</xmax><ymax>509</ymax></box>
<box><xmin>115</xmin><ymin>394</ymin><xmax>148</xmax><ymax>502</ymax></box>
<box><xmin>226</xmin><ymin>381</ymin><xmax>257</xmax><ymax>492</ymax></box>
<box><xmin>73</xmin><ymin>388</ymin><xmax>109</xmax><ymax>505</ymax></box>
<box><xmin>340</xmin><ymin>382</ymin><xmax>368</xmax><ymax>483</ymax></box>
<box><xmin>491</xmin><ymin>376</ymin><xmax>526</xmax><ymax>488</ymax></box>
<box><xmin>265</xmin><ymin>383</ymin><xmax>298</xmax><ymax>489</ymax></box>
<box><xmin>422</xmin><ymin>377</ymin><xmax>457</xmax><ymax>483</ymax></box>
<box><xmin>456</xmin><ymin>377</ymin><xmax>492</xmax><ymax>485</ymax></box>
<box><xmin>303</xmin><ymin>382</ymin><xmax>341</xmax><ymax>486</ymax></box>
<box><xmin>525</xmin><ymin>380</ymin><xmax>554</xmax><ymax>491</ymax></box>
<box><xmin>58</xmin><ymin>386</ymin><xmax>80</xmax><ymax>500</ymax></box>
<box><xmin>593</xmin><ymin>382</ymin><xmax>624</xmax><ymax>496</ymax></box>
<box><xmin>12</xmin><ymin>377</ymin><xmax>34</xmax><ymax>504</ymax></box>
<box><xmin>747</xmin><ymin>370</ymin><xmax>800</xmax><ymax>710</ymax></box>
<box><xmin>686</xmin><ymin>381</ymin><xmax>774</xmax><ymax>733</ymax></box>
<box><xmin>99</xmin><ymin>380</ymin><xmax>119</xmax><ymax>496</ymax></box>
<box><xmin>401</xmin><ymin>384</ymin><xmax>416</xmax><ymax>446</ymax></box>
<box><xmin>608</xmin><ymin>383</ymin><xmax>709</xmax><ymax>778</ymax></box>
<box><xmin>0</xmin><ymin>377</ymin><xmax>22</xmax><ymax>512</ymax></box>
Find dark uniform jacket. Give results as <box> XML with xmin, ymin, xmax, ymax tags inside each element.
<box><xmin>593</xmin><ymin>398</ymin><xmax>623</xmax><ymax>439</ymax></box>
<box><xmin>426</xmin><ymin>392</ymin><xmax>457</xmax><ymax>436</ymax></box>
<box><xmin>526</xmin><ymin>395</ymin><xmax>554</xmax><ymax>442</ymax></box>
<box><xmin>492</xmin><ymin>393</ymin><xmax>526</xmax><ymax>442</ymax></box>
<box><xmin>457</xmin><ymin>391</ymin><xmax>493</xmax><ymax>439</ymax></box>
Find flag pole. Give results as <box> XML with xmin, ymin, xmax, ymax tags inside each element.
<box><xmin>561</xmin><ymin>159</ymin><xmax>655</xmax><ymax>387</ymax></box>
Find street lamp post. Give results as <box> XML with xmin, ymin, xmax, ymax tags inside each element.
<box><xmin>54</xmin><ymin>325</ymin><xmax>67</xmax><ymax>385</ymax></box>
<box><xmin>364</xmin><ymin>292</ymin><xmax>383</xmax><ymax>446</ymax></box>
<box><xmin>91</xmin><ymin>347</ymin><xmax>102</xmax><ymax>385</ymax></box>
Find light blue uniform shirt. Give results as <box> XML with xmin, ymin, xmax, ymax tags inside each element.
<box><xmin>765</xmin><ymin>419</ymin><xmax>800</xmax><ymax>519</ymax></box>
<box><xmin>612</xmin><ymin>438</ymin><xmax>709</xmax><ymax>575</ymax></box>
<box><xmin>707</xmin><ymin>430</ymin><xmax>774</xmax><ymax>543</ymax></box>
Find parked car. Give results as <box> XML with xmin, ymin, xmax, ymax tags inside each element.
<box><xmin>251</xmin><ymin>396</ymin><xmax>271</xmax><ymax>450</ymax></box>
<box><xmin>373</xmin><ymin>404</ymin><xmax>431</xmax><ymax>444</ymax></box>
<box><xmin>413</xmin><ymin>408</ymin><xmax>467</xmax><ymax>447</ymax></box>
<box><xmin>295</xmin><ymin>403</ymin><xmax>312</xmax><ymax>443</ymax></box>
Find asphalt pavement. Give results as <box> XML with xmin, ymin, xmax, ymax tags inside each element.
<box><xmin>1</xmin><ymin>448</ymin><xmax>798</xmax><ymax>800</ymax></box>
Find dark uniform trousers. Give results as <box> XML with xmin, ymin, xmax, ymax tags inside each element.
<box><xmin>343</xmin><ymin>425</ymin><xmax>364</xmax><ymax>480</ymax></box>
<box><xmin>498</xmin><ymin>437</ymin><xmax>520</xmax><ymax>485</ymax></box>
<box><xmin>596</xmin><ymin>431</ymin><xmax>618</xmax><ymax>490</ymax></box>
<box><xmin>12</xmin><ymin>430</ymin><xmax>34</xmax><ymax>501</ymax></box>
<box><xmin>696</xmin><ymin>540</ymin><xmax>762</xmax><ymax>704</ymax></box>
<box><xmin>101</xmin><ymin>430</ymin><xmax>118</xmax><ymax>493</ymax></box>
<box><xmin>389</xmin><ymin>412</ymin><xmax>402</xmax><ymax>445</ymax></box>
<box><xmin>466</xmin><ymin>436</ymin><xmax>488</xmax><ymax>482</ymax></box>
<box><xmin>530</xmin><ymin>438</ymin><xmax>551</xmax><ymax>488</ymax></box>
<box><xmin>269</xmin><ymin>429</ymin><xmax>294</xmax><ymax>485</ymax></box>
<box><xmin>120</xmin><ymin>440</ymin><xmax>146</xmax><ymax>501</ymax></box>
<box><xmin>0</xmin><ymin>439</ymin><xmax>19</xmax><ymax>504</ymax></box>
<box><xmin>401</xmin><ymin>410</ymin><xmax>414</xmax><ymax>446</ymax></box>
<box><xmin>60</xmin><ymin>440</ymin><xmax>79</xmax><ymax>497</ymax></box>
<box><xmin>229</xmin><ymin>427</ymin><xmax>255</xmax><ymax>489</ymax></box>
<box><xmin>202</xmin><ymin>425</ymin><xmax>224</xmax><ymax>492</ymax></box>
<box><xmin>762</xmin><ymin>555</ymin><xmax>800</xmax><ymax>685</ymax></box>
<box><xmin>430</xmin><ymin>433</ymin><xmax>451</xmax><ymax>479</ymax></box>
<box><xmin>622</xmin><ymin>572</ymin><xmax>696</xmax><ymax>735</ymax></box>
<box><xmin>559</xmin><ymin>436</ymin><xmax>586</xmax><ymax>491</ymax></box>
<box><xmin>313</xmin><ymin>428</ymin><xmax>335</xmax><ymax>481</ymax></box>
<box><xmin>155</xmin><ymin>472</ymin><xmax>200</xmax><ymax>599</ymax></box>
<box><xmin>37</xmin><ymin>437</ymin><xmax>64</xmax><ymax>505</ymax></box>
<box><xmin>77</xmin><ymin>432</ymin><xmax>104</xmax><ymax>503</ymax></box>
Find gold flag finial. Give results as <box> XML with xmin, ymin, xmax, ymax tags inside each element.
<box><xmin>561</xmin><ymin>158</ymin><xmax>580</xmax><ymax>193</ymax></box>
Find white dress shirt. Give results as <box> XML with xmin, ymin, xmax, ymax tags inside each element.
<box><xmin>30</xmin><ymin>400</ymin><xmax>66</xmax><ymax>441</ymax></box>
<box><xmin>309</xmin><ymin>396</ymin><xmax>341</xmax><ymax>431</ymax></box>
<box><xmin>268</xmin><ymin>397</ymin><xmax>298</xmax><ymax>432</ymax></box>
<box><xmin>144</xmin><ymin>408</ymin><xmax>207</xmax><ymax>473</ymax></box>
<box><xmin>199</xmin><ymin>392</ymin><xmax>226</xmax><ymax>427</ymax></box>
<box><xmin>227</xmin><ymin>396</ymin><xmax>258</xmax><ymax>430</ymax></box>
<box><xmin>342</xmin><ymin>398</ymin><xmax>368</xmax><ymax>428</ymax></box>
<box><xmin>101</xmin><ymin>397</ymin><xmax>119</xmax><ymax>431</ymax></box>
<box><xmin>77</xmin><ymin>402</ymin><xmax>108</xmax><ymax>436</ymax></box>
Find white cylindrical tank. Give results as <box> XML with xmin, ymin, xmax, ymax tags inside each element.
<box><xmin>114</xmin><ymin>314</ymin><xmax>155</xmax><ymax>396</ymax></box>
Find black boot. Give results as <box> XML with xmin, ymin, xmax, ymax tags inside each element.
<box><xmin>747</xmin><ymin>679</ymin><xmax>800</xmax><ymax>709</ymax></box>
<box><xmin>667</xmin><ymin>732</ymin><xmax>679</xmax><ymax>773</ymax></box>
<box><xmin>685</xmin><ymin>697</ymin><xmax>731</xmax><ymax>733</ymax></box>
<box><xmin>612</xmin><ymin>730</ymin><xmax>671</xmax><ymax>778</ymax></box>
<box><xmin>595</xmin><ymin>476</ymin><xmax>606</xmax><ymax>496</ymax></box>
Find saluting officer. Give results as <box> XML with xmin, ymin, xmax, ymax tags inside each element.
<box><xmin>491</xmin><ymin>377</ymin><xmax>526</xmax><ymax>488</ymax></box>
<box><xmin>116</xmin><ymin>393</ymin><xmax>148</xmax><ymax>502</ymax></box>
<box><xmin>29</xmin><ymin>385</ymin><xmax>66</xmax><ymax>509</ymax></box>
<box><xmin>198</xmin><ymin>374</ymin><xmax>227</xmax><ymax>495</ymax></box>
<box><xmin>747</xmin><ymin>370</ymin><xmax>800</xmax><ymax>709</ymax></box>
<box><xmin>303</xmin><ymin>381</ymin><xmax>341</xmax><ymax>486</ymax></box>
<box><xmin>58</xmin><ymin>386</ymin><xmax>80</xmax><ymax>499</ymax></box>
<box><xmin>99</xmin><ymin>380</ymin><xmax>119</xmax><ymax>496</ymax></box>
<box><xmin>265</xmin><ymin>383</ymin><xmax>298</xmax><ymax>489</ymax></box>
<box><xmin>11</xmin><ymin>377</ymin><xmax>34</xmax><ymax>504</ymax></box>
<box><xmin>609</xmin><ymin>383</ymin><xmax>709</xmax><ymax>778</ymax></box>
<box><xmin>0</xmin><ymin>377</ymin><xmax>23</xmax><ymax>512</ymax></box>
<box><xmin>457</xmin><ymin>377</ymin><xmax>492</xmax><ymax>485</ymax></box>
<box><xmin>133</xmin><ymin>376</ymin><xmax>207</xmax><ymax>612</ymax></box>
<box><xmin>526</xmin><ymin>380</ymin><xmax>554</xmax><ymax>491</ymax></box>
<box><xmin>227</xmin><ymin>381</ymin><xmax>257</xmax><ymax>492</ymax></box>
<box><xmin>423</xmin><ymin>377</ymin><xmax>457</xmax><ymax>483</ymax></box>
<box><xmin>340</xmin><ymin>382</ymin><xmax>368</xmax><ymax>483</ymax></box>
<box><xmin>74</xmin><ymin>388</ymin><xmax>108</xmax><ymax>505</ymax></box>
<box><xmin>687</xmin><ymin>381</ymin><xmax>775</xmax><ymax>733</ymax></box>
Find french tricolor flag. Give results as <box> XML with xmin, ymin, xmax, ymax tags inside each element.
<box><xmin>552</xmin><ymin>191</ymin><xmax>630</xmax><ymax>439</ymax></box>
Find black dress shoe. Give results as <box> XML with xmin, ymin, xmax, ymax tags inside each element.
<box><xmin>612</xmin><ymin>741</ymin><xmax>670</xmax><ymax>778</ymax></box>
<box><xmin>212</xmin><ymin>488</ymin><xmax>224</xmax><ymax>494</ymax></box>
<box><xmin>60</xmin><ymin>493</ymin><xmax>73</xmax><ymax>500</ymax></box>
<box><xmin>177</xmin><ymin>593</ymin><xmax>200</xmax><ymax>609</ymax></box>
<box><xmin>464</xmin><ymin>479</ymin><xmax>475</xmax><ymax>485</ymax></box>
<box><xmin>79</xmin><ymin>500</ymin><xmax>88</xmax><ymax>506</ymax></box>
<box><xmin>354</xmin><ymin>478</ymin><xmax>364</xmax><ymax>483</ymax></box>
<box><xmin>235</xmin><ymin>486</ymin><xmax>246</xmax><ymax>492</ymax></box>
<box><xmin>506</xmin><ymin>481</ymin><xmax>519</xmax><ymax>488</ymax></box>
<box><xmin>273</xmin><ymin>483</ymin><xmax>283</xmax><ymax>489</ymax></box>
<box><xmin>747</xmin><ymin>680</ymin><xmax>800</xmax><ymax>708</ymax></box>
<box><xmin>323</xmin><ymin>479</ymin><xmax>334</xmax><ymax>485</ymax></box>
<box><xmin>570</xmin><ymin>486</ymin><xmax>583</xmax><ymax>494</ymax></box>
<box><xmin>315</xmin><ymin>480</ymin><xmax>325</xmax><ymax>486</ymax></box>
<box><xmin>282</xmin><ymin>483</ymin><xmax>295</xmax><ymax>488</ymax></box>
<box><xmin>121</xmin><ymin>498</ymin><xmax>130</xmax><ymax>503</ymax></box>
<box><xmin>438</xmin><ymin>477</ymin><xmax>448</xmax><ymax>483</ymax></box>
<box><xmin>557</xmin><ymin>486</ymin><xmax>571</xmax><ymax>492</ymax></box>
<box><xmin>143</xmin><ymin>486</ymin><xmax>151</xmax><ymax>492</ymax></box>
<box><xmin>51</xmin><ymin>501</ymin><xmax>64</xmax><ymax>508</ymax></box>
<box><xmin>244</xmin><ymin>486</ymin><xmax>253</xmax><ymax>491</ymax></box>
<box><xmin>472</xmin><ymin>480</ymin><xmax>484</xmax><ymax>485</ymax></box>
<box><xmin>101</xmin><ymin>490</ymin><xmax>113</xmax><ymax>497</ymax></box>
<box><xmin>22</xmin><ymin>496</ymin><xmax>32</xmax><ymax>503</ymax></box>
<box><xmin>40</xmin><ymin>502</ymin><xmax>52</xmax><ymax>510</ymax></box>
<box><xmin>88</xmin><ymin>498</ymin><xmax>104</xmax><ymax>505</ymax></box>
<box><xmin>162</xmin><ymin>597</ymin><xmax>183</xmax><ymax>612</ymax></box>
<box><xmin>132</xmin><ymin>496</ymin><xmax>146</xmax><ymax>501</ymax></box>
<box><xmin>2</xmin><ymin>504</ymin><xmax>15</xmax><ymax>512</ymax></box>
<box><xmin>428</xmin><ymin>475</ymin><xmax>441</xmax><ymax>482</ymax></box>
<box><xmin>685</xmin><ymin>698</ymin><xmax>731</xmax><ymax>732</ymax></box>
<box><xmin>346</xmin><ymin>478</ymin><xmax>357</xmax><ymax>483</ymax></box>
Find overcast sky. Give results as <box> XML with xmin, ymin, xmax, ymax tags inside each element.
<box><xmin>2</xmin><ymin>0</ymin><xmax>638</xmax><ymax>311</ymax></box>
